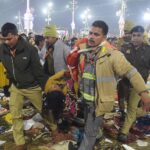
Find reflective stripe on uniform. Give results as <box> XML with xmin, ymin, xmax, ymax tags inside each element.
<box><xmin>82</xmin><ymin>72</ymin><xmax>96</xmax><ymax>80</ymax></box>
<box><xmin>80</xmin><ymin>91</ymin><xmax>95</xmax><ymax>101</ymax></box>
<box><xmin>126</xmin><ymin>68</ymin><xmax>137</xmax><ymax>79</ymax></box>
<box><xmin>97</xmin><ymin>76</ymin><xmax>115</xmax><ymax>83</ymax></box>
<box><xmin>101</xmin><ymin>46</ymin><xmax>107</xmax><ymax>53</ymax></box>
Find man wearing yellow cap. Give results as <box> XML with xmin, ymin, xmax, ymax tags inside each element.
<box><xmin>117</xmin><ymin>20</ymin><xmax>135</xmax><ymax>122</ymax></box>
<box><xmin>117</xmin><ymin>20</ymin><xmax>135</xmax><ymax>50</ymax></box>
<box><xmin>43</xmin><ymin>24</ymin><xmax>70</xmax><ymax>76</ymax></box>
<box><xmin>118</xmin><ymin>25</ymin><xmax>150</xmax><ymax>142</ymax></box>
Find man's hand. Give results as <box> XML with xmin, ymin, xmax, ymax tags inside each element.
<box><xmin>140</xmin><ymin>92</ymin><xmax>150</xmax><ymax>111</ymax></box>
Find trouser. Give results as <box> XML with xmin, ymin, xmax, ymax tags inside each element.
<box><xmin>121</xmin><ymin>88</ymin><xmax>146</xmax><ymax>135</ymax></box>
<box><xmin>9</xmin><ymin>84</ymin><xmax>56</xmax><ymax>146</ymax></box>
<box><xmin>117</xmin><ymin>79</ymin><xmax>130</xmax><ymax>111</ymax></box>
<box><xmin>78</xmin><ymin>102</ymin><xmax>103</xmax><ymax>150</ymax></box>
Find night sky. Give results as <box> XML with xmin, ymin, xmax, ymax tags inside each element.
<box><xmin>0</xmin><ymin>0</ymin><xmax>149</xmax><ymax>34</ymax></box>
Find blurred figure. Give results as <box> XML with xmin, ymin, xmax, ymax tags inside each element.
<box><xmin>117</xmin><ymin>20</ymin><xmax>135</xmax><ymax>121</ymax></box>
<box><xmin>107</xmin><ymin>37</ymin><xmax>118</xmax><ymax>47</ymax></box>
<box><xmin>20</xmin><ymin>33</ymin><xmax>28</xmax><ymax>42</ymax></box>
<box><xmin>28</xmin><ymin>32</ymin><xmax>35</xmax><ymax>45</ymax></box>
<box><xmin>118</xmin><ymin>26</ymin><xmax>150</xmax><ymax>142</ymax></box>
<box><xmin>117</xmin><ymin>20</ymin><xmax>135</xmax><ymax>50</ymax></box>
<box><xmin>0</xmin><ymin>32</ymin><xmax>10</xmax><ymax>98</ymax></box>
<box><xmin>43</xmin><ymin>24</ymin><xmax>70</xmax><ymax>75</ymax></box>
<box><xmin>34</xmin><ymin>35</ymin><xmax>46</xmax><ymax>65</ymax></box>
<box><xmin>0</xmin><ymin>62</ymin><xmax>10</xmax><ymax>98</ymax></box>
<box><xmin>0</xmin><ymin>32</ymin><xmax>3</xmax><ymax>44</ymax></box>
<box><xmin>69</xmin><ymin>37</ymin><xmax>78</xmax><ymax>49</ymax></box>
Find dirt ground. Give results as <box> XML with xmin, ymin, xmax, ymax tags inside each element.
<box><xmin>0</xmin><ymin>131</ymin><xmax>149</xmax><ymax>150</ymax></box>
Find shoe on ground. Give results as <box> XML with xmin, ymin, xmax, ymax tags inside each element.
<box><xmin>117</xmin><ymin>133</ymin><xmax>128</xmax><ymax>143</ymax></box>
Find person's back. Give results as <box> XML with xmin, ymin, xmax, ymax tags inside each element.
<box><xmin>53</xmin><ymin>39</ymin><xmax>70</xmax><ymax>73</ymax></box>
<box><xmin>34</xmin><ymin>34</ymin><xmax>46</xmax><ymax>66</ymax></box>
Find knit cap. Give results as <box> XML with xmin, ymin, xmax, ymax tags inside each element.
<box><xmin>43</xmin><ymin>24</ymin><xmax>58</xmax><ymax>38</ymax></box>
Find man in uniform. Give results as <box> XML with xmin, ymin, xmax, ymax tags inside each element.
<box><xmin>117</xmin><ymin>20</ymin><xmax>135</xmax><ymax>120</ymax></box>
<box><xmin>117</xmin><ymin>20</ymin><xmax>134</xmax><ymax>50</ymax></box>
<box><xmin>118</xmin><ymin>25</ymin><xmax>150</xmax><ymax>142</ymax></box>
<box><xmin>68</xmin><ymin>20</ymin><xmax>150</xmax><ymax>150</ymax></box>
<box><xmin>0</xmin><ymin>23</ymin><xmax>57</xmax><ymax>150</ymax></box>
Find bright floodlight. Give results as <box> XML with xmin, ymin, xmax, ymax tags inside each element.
<box><xmin>80</xmin><ymin>14</ymin><xmax>85</xmax><ymax>19</ymax></box>
<box><xmin>43</xmin><ymin>8</ymin><xmax>47</xmax><ymax>14</ymax></box>
<box><xmin>87</xmin><ymin>14</ymin><xmax>92</xmax><ymax>19</ymax></box>
<box><xmin>66</xmin><ymin>4</ymin><xmax>70</xmax><ymax>9</ymax></box>
<box><xmin>143</xmin><ymin>12</ymin><xmax>150</xmax><ymax>21</ymax></box>
<box><xmin>15</xmin><ymin>16</ymin><xmax>18</xmax><ymax>19</ymax></box>
<box><xmin>80</xmin><ymin>8</ymin><xmax>92</xmax><ymax>20</ymax></box>
<box><xmin>48</xmin><ymin>2</ymin><xmax>53</xmax><ymax>8</ymax></box>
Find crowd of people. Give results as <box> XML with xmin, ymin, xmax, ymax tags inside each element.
<box><xmin>0</xmin><ymin>20</ymin><xmax>150</xmax><ymax>150</ymax></box>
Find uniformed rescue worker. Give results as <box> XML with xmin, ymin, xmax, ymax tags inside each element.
<box><xmin>68</xmin><ymin>20</ymin><xmax>150</xmax><ymax>150</ymax></box>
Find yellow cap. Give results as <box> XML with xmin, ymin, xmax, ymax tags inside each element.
<box><xmin>43</xmin><ymin>24</ymin><xmax>58</xmax><ymax>38</ymax></box>
<box><xmin>124</xmin><ymin>20</ymin><xmax>135</xmax><ymax>32</ymax></box>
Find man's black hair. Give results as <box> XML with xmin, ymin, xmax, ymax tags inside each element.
<box><xmin>1</xmin><ymin>22</ymin><xmax>18</xmax><ymax>37</ymax></box>
<box><xmin>35</xmin><ymin>35</ymin><xmax>44</xmax><ymax>46</ymax></box>
<box><xmin>130</xmin><ymin>25</ymin><xmax>145</xmax><ymax>34</ymax></box>
<box><xmin>92</xmin><ymin>20</ymin><xmax>108</xmax><ymax>35</ymax></box>
<box><xmin>20</xmin><ymin>33</ymin><xmax>28</xmax><ymax>41</ymax></box>
<box><xmin>28</xmin><ymin>32</ymin><xmax>33</xmax><ymax>36</ymax></box>
<box><xmin>28</xmin><ymin>32</ymin><xmax>34</xmax><ymax>38</ymax></box>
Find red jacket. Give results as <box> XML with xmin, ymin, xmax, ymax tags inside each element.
<box><xmin>66</xmin><ymin>38</ymin><xmax>88</xmax><ymax>81</ymax></box>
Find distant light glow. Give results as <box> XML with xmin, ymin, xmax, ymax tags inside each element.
<box><xmin>42</xmin><ymin>8</ymin><xmax>47</xmax><ymax>14</ymax></box>
<box><xmin>65</xmin><ymin>4</ymin><xmax>70</xmax><ymax>9</ymax></box>
<box><xmin>143</xmin><ymin>12</ymin><xmax>150</xmax><ymax>21</ymax></box>
<box><xmin>80</xmin><ymin>8</ymin><xmax>92</xmax><ymax>19</ymax></box>
<box><xmin>48</xmin><ymin>2</ymin><xmax>53</xmax><ymax>8</ymax></box>
<box><xmin>116</xmin><ymin>10</ymin><xmax>121</xmax><ymax>17</ymax></box>
<box><xmin>15</xmin><ymin>16</ymin><xmax>18</xmax><ymax>19</ymax></box>
<box><xmin>43</xmin><ymin>2</ymin><xmax>53</xmax><ymax>15</ymax></box>
<box><xmin>42</xmin><ymin>1</ymin><xmax>53</xmax><ymax>25</ymax></box>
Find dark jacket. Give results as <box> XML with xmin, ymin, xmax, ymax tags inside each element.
<box><xmin>121</xmin><ymin>43</ymin><xmax>150</xmax><ymax>82</ymax></box>
<box><xmin>0</xmin><ymin>36</ymin><xmax>48</xmax><ymax>89</ymax></box>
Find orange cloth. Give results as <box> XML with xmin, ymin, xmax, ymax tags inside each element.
<box><xmin>74</xmin><ymin>38</ymin><xmax>88</xmax><ymax>48</ymax></box>
<box><xmin>67</xmin><ymin>38</ymin><xmax>88</xmax><ymax>81</ymax></box>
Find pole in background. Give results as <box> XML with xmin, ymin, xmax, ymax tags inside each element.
<box><xmin>24</xmin><ymin>0</ymin><xmax>34</xmax><ymax>35</ymax></box>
